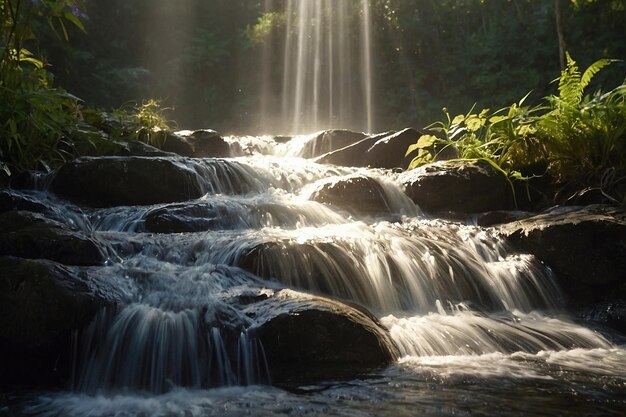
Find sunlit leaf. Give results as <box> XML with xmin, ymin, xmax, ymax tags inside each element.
<box><xmin>466</xmin><ymin>115</ymin><xmax>485</xmax><ymax>132</ymax></box>
<box><xmin>489</xmin><ymin>115</ymin><xmax>508</xmax><ymax>124</ymax></box>
<box><xmin>451</xmin><ymin>114</ymin><xmax>465</xmax><ymax>125</ymax></box>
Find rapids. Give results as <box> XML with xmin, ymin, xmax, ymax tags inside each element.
<box><xmin>6</xmin><ymin>133</ymin><xmax>626</xmax><ymax>416</ymax></box>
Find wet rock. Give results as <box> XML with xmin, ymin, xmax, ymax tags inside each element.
<box><xmin>7</xmin><ymin>170</ymin><xmax>48</xmax><ymax>190</ymax></box>
<box><xmin>0</xmin><ymin>211</ymin><xmax>107</xmax><ymax>266</ymax></box>
<box><xmin>49</xmin><ymin>156</ymin><xmax>206</xmax><ymax>207</ymax></box>
<box><xmin>581</xmin><ymin>301</ymin><xmax>626</xmax><ymax>336</ymax></box>
<box><xmin>188</xmin><ymin>129</ymin><xmax>231</xmax><ymax>158</ymax></box>
<box><xmin>500</xmin><ymin>205</ymin><xmax>626</xmax><ymax>313</ymax></box>
<box><xmin>125</xmin><ymin>140</ymin><xmax>178</xmax><ymax>157</ymax></box>
<box><xmin>401</xmin><ymin>160</ymin><xmax>512</xmax><ymax>214</ymax></box>
<box><xmin>0</xmin><ymin>189</ymin><xmax>49</xmax><ymax>214</ymax></box>
<box><xmin>160</xmin><ymin>132</ymin><xmax>195</xmax><ymax>157</ymax></box>
<box><xmin>0</xmin><ymin>257</ymin><xmax>127</xmax><ymax>387</ymax></box>
<box><xmin>300</xmin><ymin>129</ymin><xmax>367</xmax><ymax>158</ymax></box>
<box><xmin>473</xmin><ymin>210</ymin><xmax>535</xmax><ymax>227</ymax></box>
<box><xmin>246</xmin><ymin>289</ymin><xmax>399</xmax><ymax>382</ymax></box>
<box><xmin>309</xmin><ymin>175</ymin><xmax>392</xmax><ymax>217</ymax></box>
<box><xmin>365</xmin><ymin>128</ymin><xmax>422</xmax><ymax>169</ymax></box>
<box><xmin>144</xmin><ymin>201</ymin><xmax>234</xmax><ymax>233</ymax></box>
<box><xmin>316</xmin><ymin>128</ymin><xmax>420</xmax><ymax>169</ymax></box>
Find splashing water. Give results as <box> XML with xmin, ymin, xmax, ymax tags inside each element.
<box><xmin>11</xmin><ymin>137</ymin><xmax>625</xmax><ymax>416</ymax></box>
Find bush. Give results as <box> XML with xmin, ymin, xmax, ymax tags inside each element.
<box><xmin>406</xmin><ymin>54</ymin><xmax>626</xmax><ymax>206</ymax></box>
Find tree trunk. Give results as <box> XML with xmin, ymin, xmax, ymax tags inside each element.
<box><xmin>555</xmin><ymin>0</ymin><xmax>567</xmax><ymax>69</ymax></box>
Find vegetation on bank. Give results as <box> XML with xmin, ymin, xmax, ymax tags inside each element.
<box><xmin>2</xmin><ymin>0</ymin><xmax>625</xmax><ymax>208</ymax></box>
<box><xmin>406</xmin><ymin>55</ymin><xmax>626</xmax><ymax>206</ymax></box>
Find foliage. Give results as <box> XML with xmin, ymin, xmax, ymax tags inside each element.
<box><xmin>407</xmin><ymin>55</ymin><xmax>626</xmax><ymax>206</ymax></box>
<box><xmin>1</xmin><ymin>0</ymin><xmax>87</xmax><ymax>175</ymax></box>
<box><xmin>245</xmin><ymin>12</ymin><xmax>285</xmax><ymax>46</ymax></box>
<box><xmin>537</xmin><ymin>54</ymin><xmax>626</xmax><ymax>203</ymax></box>
<box><xmin>30</xmin><ymin>0</ymin><xmax>625</xmax><ymax>133</ymax></box>
<box><xmin>125</xmin><ymin>99</ymin><xmax>172</xmax><ymax>147</ymax></box>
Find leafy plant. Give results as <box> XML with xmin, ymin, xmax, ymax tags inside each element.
<box><xmin>126</xmin><ymin>99</ymin><xmax>173</xmax><ymax>148</ymax></box>
<box><xmin>406</xmin><ymin>53</ymin><xmax>626</xmax><ymax>207</ymax></box>
<box><xmin>537</xmin><ymin>53</ymin><xmax>625</xmax><ymax>201</ymax></box>
<box><xmin>1</xmin><ymin>0</ymin><xmax>87</xmax><ymax>175</ymax></box>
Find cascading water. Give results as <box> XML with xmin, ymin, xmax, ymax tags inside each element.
<box><xmin>258</xmin><ymin>0</ymin><xmax>374</xmax><ymax>134</ymax></box>
<box><xmin>13</xmin><ymin>132</ymin><xmax>625</xmax><ymax>417</ymax></box>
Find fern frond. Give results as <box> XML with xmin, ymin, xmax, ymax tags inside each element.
<box><xmin>580</xmin><ymin>58</ymin><xmax>617</xmax><ymax>91</ymax></box>
<box><xmin>557</xmin><ymin>53</ymin><xmax>583</xmax><ymax>106</ymax></box>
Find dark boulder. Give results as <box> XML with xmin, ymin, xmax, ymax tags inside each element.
<box><xmin>300</xmin><ymin>129</ymin><xmax>367</xmax><ymax>158</ymax></box>
<box><xmin>365</xmin><ymin>128</ymin><xmax>422</xmax><ymax>169</ymax></box>
<box><xmin>49</xmin><ymin>156</ymin><xmax>206</xmax><ymax>207</ymax></box>
<box><xmin>401</xmin><ymin>160</ymin><xmax>512</xmax><ymax>214</ymax></box>
<box><xmin>160</xmin><ymin>132</ymin><xmax>195</xmax><ymax>157</ymax></box>
<box><xmin>314</xmin><ymin>133</ymin><xmax>380</xmax><ymax>167</ymax></box>
<box><xmin>144</xmin><ymin>201</ymin><xmax>234</xmax><ymax>233</ymax></box>
<box><xmin>309</xmin><ymin>175</ymin><xmax>392</xmax><ymax>217</ymax></box>
<box><xmin>500</xmin><ymin>205</ymin><xmax>626</xmax><ymax>326</ymax></box>
<box><xmin>0</xmin><ymin>211</ymin><xmax>107</xmax><ymax>266</ymax></box>
<box><xmin>316</xmin><ymin>128</ymin><xmax>421</xmax><ymax>169</ymax></box>
<box><xmin>125</xmin><ymin>140</ymin><xmax>178</xmax><ymax>157</ymax></box>
<box><xmin>245</xmin><ymin>289</ymin><xmax>398</xmax><ymax>382</ymax></box>
<box><xmin>187</xmin><ymin>129</ymin><xmax>231</xmax><ymax>158</ymax></box>
<box><xmin>0</xmin><ymin>257</ymin><xmax>128</xmax><ymax>387</ymax></box>
<box><xmin>0</xmin><ymin>189</ymin><xmax>49</xmax><ymax>214</ymax></box>
<box><xmin>581</xmin><ymin>301</ymin><xmax>626</xmax><ymax>336</ymax></box>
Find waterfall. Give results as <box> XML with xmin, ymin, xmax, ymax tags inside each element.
<box><xmin>55</xmin><ymin>147</ymin><xmax>614</xmax><ymax>394</ymax></box>
<box><xmin>259</xmin><ymin>0</ymin><xmax>374</xmax><ymax>134</ymax></box>
<box><xmin>16</xmin><ymin>138</ymin><xmax>625</xmax><ymax>417</ymax></box>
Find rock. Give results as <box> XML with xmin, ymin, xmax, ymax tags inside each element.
<box><xmin>246</xmin><ymin>289</ymin><xmax>399</xmax><ymax>382</ymax></box>
<box><xmin>300</xmin><ymin>129</ymin><xmax>367</xmax><ymax>158</ymax></box>
<box><xmin>273</xmin><ymin>135</ymin><xmax>292</xmax><ymax>144</ymax></box>
<box><xmin>188</xmin><ymin>129</ymin><xmax>231</xmax><ymax>158</ymax></box>
<box><xmin>49</xmin><ymin>156</ymin><xmax>206</xmax><ymax>207</ymax></box>
<box><xmin>315</xmin><ymin>132</ymin><xmax>387</xmax><ymax>167</ymax></box>
<box><xmin>364</xmin><ymin>128</ymin><xmax>422</xmax><ymax>169</ymax></box>
<box><xmin>500</xmin><ymin>205</ymin><xmax>626</xmax><ymax>313</ymax></box>
<box><xmin>0</xmin><ymin>257</ymin><xmax>128</xmax><ymax>387</ymax></box>
<box><xmin>401</xmin><ymin>160</ymin><xmax>512</xmax><ymax>214</ymax></box>
<box><xmin>8</xmin><ymin>170</ymin><xmax>48</xmax><ymax>190</ymax></box>
<box><xmin>0</xmin><ymin>211</ymin><xmax>107</xmax><ymax>266</ymax></box>
<box><xmin>315</xmin><ymin>128</ymin><xmax>421</xmax><ymax>169</ymax></box>
<box><xmin>309</xmin><ymin>175</ymin><xmax>392</xmax><ymax>217</ymax></box>
<box><xmin>473</xmin><ymin>210</ymin><xmax>535</xmax><ymax>227</ymax></box>
<box><xmin>0</xmin><ymin>189</ymin><xmax>49</xmax><ymax>214</ymax></box>
<box><xmin>580</xmin><ymin>301</ymin><xmax>626</xmax><ymax>336</ymax></box>
<box><xmin>160</xmin><ymin>132</ymin><xmax>195</xmax><ymax>157</ymax></box>
<box><xmin>125</xmin><ymin>140</ymin><xmax>178</xmax><ymax>157</ymax></box>
<box><xmin>144</xmin><ymin>201</ymin><xmax>234</xmax><ymax>233</ymax></box>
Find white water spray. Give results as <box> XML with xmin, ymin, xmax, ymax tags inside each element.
<box><xmin>260</xmin><ymin>0</ymin><xmax>374</xmax><ymax>133</ymax></box>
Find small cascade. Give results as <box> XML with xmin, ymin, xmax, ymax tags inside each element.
<box><xmin>382</xmin><ymin>306</ymin><xmax>613</xmax><ymax>357</ymax></box>
<box><xmin>193</xmin><ymin>221</ymin><xmax>561</xmax><ymax>314</ymax></box>
<box><xmin>70</xmin><ymin>262</ymin><xmax>273</xmax><ymax>394</ymax></box>
<box><xmin>11</xmin><ymin>132</ymin><xmax>624</xmax><ymax>417</ymax></box>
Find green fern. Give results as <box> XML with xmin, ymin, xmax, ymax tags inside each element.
<box><xmin>557</xmin><ymin>52</ymin><xmax>616</xmax><ymax>107</ymax></box>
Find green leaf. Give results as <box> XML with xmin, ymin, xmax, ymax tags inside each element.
<box><xmin>451</xmin><ymin>114</ymin><xmax>465</xmax><ymax>125</ymax></box>
<box><xmin>466</xmin><ymin>115</ymin><xmax>485</xmax><ymax>132</ymax></box>
<box><xmin>489</xmin><ymin>115</ymin><xmax>508</xmax><ymax>124</ymax></box>
<box><xmin>63</xmin><ymin>10</ymin><xmax>86</xmax><ymax>32</ymax></box>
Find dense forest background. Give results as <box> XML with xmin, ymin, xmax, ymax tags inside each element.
<box><xmin>37</xmin><ymin>0</ymin><xmax>626</xmax><ymax>134</ymax></box>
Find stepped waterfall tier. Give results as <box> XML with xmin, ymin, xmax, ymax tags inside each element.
<box><xmin>2</xmin><ymin>132</ymin><xmax>624</xmax><ymax>417</ymax></box>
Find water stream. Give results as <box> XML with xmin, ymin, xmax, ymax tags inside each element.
<box><xmin>258</xmin><ymin>0</ymin><xmax>374</xmax><ymax>134</ymax></box>
<box><xmin>8</xmin><ymin>133</ymin><xmax>625</xmax><ymax>416</ymax></box>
